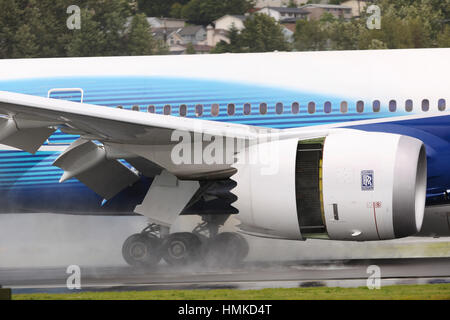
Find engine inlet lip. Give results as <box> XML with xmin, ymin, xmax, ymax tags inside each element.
<box><xmin>392</xmin><ymin>136</ymin><xmax>427</xmax><ymax>238</ymax></box>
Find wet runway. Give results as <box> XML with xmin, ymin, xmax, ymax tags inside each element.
<box><xmin>1</xmin><ymin>257</ymin><xmax>449</xmax><ymax>294</ymax></box>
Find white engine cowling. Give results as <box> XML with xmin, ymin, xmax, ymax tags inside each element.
<box><xmin>232</xmin><ymin>131</ymin><xmax>427</xmax><ymax>241</ymax></box>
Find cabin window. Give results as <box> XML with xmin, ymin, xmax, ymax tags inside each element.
<box><xmin>260</xmin><ymin>103</ymin><xmax>267</xmax><ymax>115</ymax></box>
<box><xmin>147</xmin><ymin>105</ymin><xmax>155</xmax><ymax>113</ymax></box>
<box><xmin>243</xmin><ymin>103</ymin><xmax>251</xmax><ymax>115</ymax></box>
<box><xmin>211</xmin><ymin>103</ymin><xmax>219</xmax><ymax>116</ymax></box>
<box><xmin>356</xmin><ymin>101</ymin><xmax>364</xmax><ymax>113</ymax></box>
<box><xmin>163</xmin><ymin>104</ymin><xmax>171</xmax><ymax>115</ymax></box>
<box><xmin>340</xmin><ymin>101</ymin><xmax>348</xmax><ymax>114</ymax></box>
<box><xmin>438</xmin><ymin>99</ymin><xmax>446</xmax><ymax>111</ymax></box>
<box><xmin>308</xmin><ymin>102</ymin><xmax>315</xmax><ymax>114</ymax></box>
<box><xmin>405</xmin><ymin>99</ymin><xmax>413</xmax><ymax>112</ymax></box>
<box><xmin>227</xmin><ymin>103</ymin><xmax>235</xmax><ymax>116</ymax></box>
<box><xmin>422</xmin><ymin>99</ymin><xmax>429</xmax><ymax>112</ymax></box>
<box><xmin>179</xmin><ymin>104</ymin><xmax>187</xmax><ymax>117</ymax></box>
<box><xmin>372</xmin><ymin>100</ymin><xmax>380</xmax><ymax>112</ymax></box>
<box><xmin>292</xmin><ymin>102</ymin><xmax>300</xmax><ymax>114</ymax></box>
<box><xmin>324</xmin><ymin>101</ymin><xmax>332</xmax><ymax>114</ymax></box>
<box><xmin>276</xmin><ymin>102</ymin><xmax>283</xmax><ymax>115</ymax></box>
<box><xmin>389</xmin><ymin>100</ymin><xmax>397</xmax><ymax>112</ymax></box>
<box><xmin>195</xmin><ymin>104</ymin><xmax>203</xmax><ymax>117</ymax></box>
<box><xmin>132</xmin><ymin>105</ymin><xmax>140</xmax><ymax>111</ymax></box>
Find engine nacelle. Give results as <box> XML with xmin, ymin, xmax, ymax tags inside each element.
<box><xmin>232</xmin><ymin>131</ymin><xmax>427</xmax><ymax>241</ymax></box>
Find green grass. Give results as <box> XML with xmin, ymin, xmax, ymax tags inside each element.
<box><xmin>13</xmin><ymin>284</ymin><xmax>450</xmax><ymax>300</ymax></box>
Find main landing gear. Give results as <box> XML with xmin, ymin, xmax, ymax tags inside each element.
<box><xmin>122</xmin><ymin>217</ymin><xmax>249</xmax><ymax>268</ymax></box>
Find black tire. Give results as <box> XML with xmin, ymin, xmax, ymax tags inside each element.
<box><xmin>162</xmin><ymin>232</ymin><xmax>203</xmax><ymax>266</ymax></box>
<box><xmin>205</xmin><ymin>232</ymin><xmax>249</xmax><ymax>267</ymax></box>
<box><xmin>122</xmin><ymin>233</ymin><xmax>162</xmax><ymax>267</ymax></box>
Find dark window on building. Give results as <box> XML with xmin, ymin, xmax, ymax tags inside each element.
<box><xmin>308</xmin><ymin>102</ymin><xmax>315</xmax><ymax>114</ymax></box>
<box><xmin>227</xmin><ymin>103</ymin><xmax>235</xmax><ymax>116</ymax></box>
<box><xmin>422</xmin><ymin>99</ymin><xmax>429</xmax><ymax>112</ymax></box>
<box><xmin>405</xmin><ymin>99</ymin><xmax>413</xmax><ymax>112</ymax></box>
<box><xmin>164</xmin><ymin>104</ymin><xmax>171</xmax><ymax>115</ymax></box>
<box><xmin>132</xmin><ymin>105</ymin><xmax>140</xmax><ymax>111</ymax></box>
<box><xmin>389</xmin><ymin>100</ymin><xmax>397</xmax><ymax>112</ymax></box>
<box><xmin>243</xmin><ymin>103</ymin><xmax>251</xmax><ymax>115</ymax></box>
<box><xmin>356</xmin><ymin>100</ymin><xmax>364</xmax><ymax>113</ymax></box>
<box><xmin>211</xmin><ymin>103</ymin><xmax>219</xmax><ymax>116</ymax></box>
<box><xmin>324</xmin><ymin>101</ymin><xmax>332</xmax><ymax>114</ymax></box>
<box><xmin>438</xmin><ymin>99</ymin><xmax>446</xmax><ymax>111</ymax></box>
<box><xmin>340</xmin><ymin>101</ymin><xmax>348</xmax><ymax>114</ymax></box>
<box><xmin>260</xmin><ymin>103</ymin><xmax>267</xmax><ymax>115</ymax></box>
<box><xmin>372</xmin><ymin>100</ymin><xmax>380</xmax><ymax>112</ymax></box>
<box><xmin>276</xmin><ymin>102</ymin><xmax>283</xmax><ymax>115</ymax></box>
<box><xmin>147</xmin><ymin>105</ymin><xmax>155</xmax><ymax>113</ymax></box>
<box><xmin>179</xmin><ymin>104</ymin><xmax>187</xmax><ymax>117</ymax></box>
<box><xmin>292</xmin><ymin>102</ymin><xmax>300</xmax><ymax>114</ymax></box>
<box><xmin>195</xmin><ymin>104</ymin><xmax>203</xmax><ymax>117</ymax></box>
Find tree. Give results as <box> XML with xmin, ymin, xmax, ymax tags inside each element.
<box><xmin>437</xmin><ymin>25</ymin><xmax>450</xmax><ymax>47</ymax></box>
<box><xmin>126</xmin><ymin>13</ymin><xmax>156</xmax><ymax>55</ymax></box>
<box><xmin>294</xmin><ymin>19</ymin><xmax>327</xmax><ymax>51</ymax></box>
<box><xmin>137</xmin><ymin>0</ymin><xmax>190</xmax><ymax>17</ymax></box>
<box><xmin>170</xmin><ymin>3</ymin><xmax>184</xmax><ymax>19</ymax></box>
<box><xmin>84</xmin><ymin>0</ymin><xmax>132</xmax><ymax>56</ymax></box>
<box><xmin>287</xmin><ymin>0</ymin><xmax>297</xmax><ymax>8</ymax></box>
<box><xmin>239</xmin><ymin>14</ymin><xmax>290</xmax><ymax>52</ymax></box>
<box><xmin>12</xmin><ymin>24</ymin><xmax>39</xmax><ymax>58</ymax></box>
<box><xmin>212</xmin><ymin>15</ymin><xmax>289</xmax><ymax>53</ymax></box>
<box><xmin>328</xmin><ymin>19</ymin><xmax>362</xmax><ymax>50</ymax></box>
<box><xmin>211</xmin><ymin>25</ymin><xmax>244</xmax><ymax>53</ymax></box>
<box><xmin>66</xmin><ymin>8</ymin><xmax>107</xmax><ymax>57</ymax></box>
<box><xmin>185</xmin><ymin>42</ymin><xmax>196</xmax><ymax>54</ymax></box>
<box><xmin>180</xmin><ymin>0</ymin><xmax>254</xmax><ymax>26</ymax></box>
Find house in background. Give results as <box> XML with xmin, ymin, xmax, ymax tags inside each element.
<box><xmin>146</xmin><ymin>17</ymin><xmax>185</xmax><ymax>29</ymax></box>
<box><xmin>177</xmin><ymin>25</ymin><xmax>207</xmax><ymax>45</ymax></box>
<box><xmin>341</xmin><ymin>0</ymin><xmax>369</xmax><ymax>18</ymax></box>
<box><xmin>301</xmin><ymin>4</ymin><xmax>353</xmax><ymax>20</ymax></box>
<box><xmin>254</xmin><ymin>0</ymin><xmax>308</xmax><ymax>8</ymax></box>
<box><xmin>206</xmin><ymin>15</ymin><xmax>248</xmax><ymax>47</ymax></box>
<box><xmin>214</xmin><ymin>15</ymin><xmax>248</xmax><ymax>31</ymax></box>
<box><xmin>166</xmin><ymin>25</ymin><xmax>211</xmax><ymax>54</ymax></box>
<box><xmin>257</xmin><ymin>6</ymin><xmax>310</xmax><ymax>22</ymax></box>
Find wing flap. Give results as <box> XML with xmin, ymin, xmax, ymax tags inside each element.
<box><xmin>0</xmin><ymin>117</ymin><xmax>56</xmax><ymax>153</ymax></box>
<box><xmin>53</xmin><ymin>138</ymin><xmax>139</xmax><ymax>199</ymax></box>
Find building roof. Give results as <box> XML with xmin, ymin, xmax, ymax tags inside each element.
<box><xmin>263</xmin><ymin>6</ymin><xmax>310</xmax><ymax>14</ymax></box>
<box><xmin>178</xmin><ymin>25</ymin><xmax>205</xmax><ymax>37</ymax></box>
<box><xmin>301</xmin><ymin>4</ymin><xmax>352</xmax><ymax>10</ymax></box>
<box><xmin>214</xmin><ymin>14</ymin><xmax>249</xmax><ymax>23</ymax></box>
<box><xmin>152</xmin><ymin>27</ymin><xmax>179</xmax><ymax>39</ymax></box>
<box><xmin>280</xmin><ymin>16</ymin><xmax>308</xmax><ymax>23</ymax></box>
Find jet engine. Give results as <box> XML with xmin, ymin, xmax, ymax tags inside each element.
<box><xmin>232</xmin><ymin>131</ymin><xmax>427</xmax><ymax>241</ymax></box>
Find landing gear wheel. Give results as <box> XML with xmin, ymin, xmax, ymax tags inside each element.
<box><xmin>122</xmin><ymin>233</ymin><xmax>162</xmax><ymax>267</ymax></box>
<box><xmin>162</xmin><ymin>232</ymin><xmax>203</xmax><ymax>266</ymax></box>
<box><xmin>205</xmin><ymin>232</ymin><xmax>249</xmax><ymax>267</ymax></box>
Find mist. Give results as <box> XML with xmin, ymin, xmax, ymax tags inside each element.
<box><xmin>0</xmin><ymin>214</ymin><xmax>448</xmax><ymax>269</ymax></box>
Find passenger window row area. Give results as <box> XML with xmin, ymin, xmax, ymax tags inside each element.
<box><xmin>116</xmin><ymin>99</ymin><xmax>447</xmax><ymax>116</ymax></box>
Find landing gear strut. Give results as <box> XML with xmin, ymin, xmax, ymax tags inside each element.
<box><xmin>122</xmin><ymin>216</ymin><xmax>249</xmax><ymax>267</ymax></box>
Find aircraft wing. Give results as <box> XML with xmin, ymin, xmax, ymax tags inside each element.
<box><xmin>0</xmin><ymin>91</ymin><xmax>276</xmax><ymax>199</ymax></box>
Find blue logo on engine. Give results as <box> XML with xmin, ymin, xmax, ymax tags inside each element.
<box><xmin>361</xmin><ymin>170</ymin><xmax>374</xmax><ymax>190</ymax></box>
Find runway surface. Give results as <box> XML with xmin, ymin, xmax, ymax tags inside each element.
<box><xmin>1</xmin><ymin>257</ymin><xmax>449</xmax><ymax>294</ymax></box>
